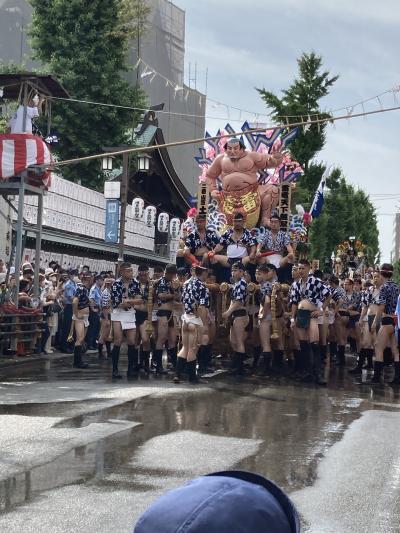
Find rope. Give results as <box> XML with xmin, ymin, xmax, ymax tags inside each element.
<box><xmin>52</xmin><ymin>104</ymin><xmax>400</xmax><ymax>168</ymax></box>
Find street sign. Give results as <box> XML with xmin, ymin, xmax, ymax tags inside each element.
<box><xmin>105</xmin><ymin>199</ymin><xmax>120</xmax><ymax>243</ymax></box>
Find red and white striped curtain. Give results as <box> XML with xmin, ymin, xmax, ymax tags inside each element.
<box><xmin>0</xmin><ymin>134</ymin><xmax>52</xmax><ymax>187</ymax></box>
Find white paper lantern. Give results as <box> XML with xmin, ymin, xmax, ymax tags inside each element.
<box><xmin>169</xmin><ymin>217</ymin><xmax>181</xmax><ymax>238</ymax></box>
<box><xmin>144</xmin><ymin>205</ymin><xmax>156</xmax><ymax>227</ymax></box>
<box><xmin>157</xmin><ymin>212</ymin><xmax>169</xmax><ymax>233</ymax></box>
<box><xmin>132</xmin><ymin>197</ymin><xmax>144</xmax><ymax>220</ymax></box>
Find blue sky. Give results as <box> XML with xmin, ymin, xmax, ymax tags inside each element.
<box><xmin>176</xmin><ymin>0</ymin><xmax>400</xmax><ymax>261</ymax></box>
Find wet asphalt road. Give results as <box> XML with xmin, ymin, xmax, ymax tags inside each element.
<box><xmin>0</xmin><ymin>354</ymin><xmax>399</xmax><ymax>532</ymax></box>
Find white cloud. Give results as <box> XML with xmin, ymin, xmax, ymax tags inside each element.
<box><xmin>180</xmin><ymin>0</ymin><xmax>400</xmax><ymax>261</ymax></box>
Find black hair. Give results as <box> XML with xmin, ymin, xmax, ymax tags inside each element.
<box><xmin>165</xmin><ymin>264</ymin><xmax>177</xmax><ymax>274</ymax></box>
<box><xmin>154</xmin><ymin>265</ymin><xmax>164</xmax><ymax>274</ymax></box>
<box><xmin>19</xmin><ymin>280</ymin><xmax>30</xmax><ymax>292</ymax></box>
<box><xmin>231</xmin><ymin>262</ymin><xmax>244</xmax><ymax>271</ymax></box>
<box><xmin>138</xmin><ymin>264</ymin><xmax>149</xmax><ymax>272</ymax></box>
<box><xmin>265</xmin><ymin>263</ymin><xmax>278</xmax><ymax>273</ymax></box>
<box><xmin>380</xmin><ymin>263</ymin><xmax>394</xmax><ymax>279</ymax></box>
<box><xmin>223</xmin><ymin>138</ymin><xmax>246</xmax><ymax>151</ymax></box>
<box><xmin>270</xmin><ymin>213</ymin><xmax>281</xmax><ymax>222</ymax></box>
<box><xmin>329</xmin><ymin>275</ymin><xmax>339</xmax><ymax>285</ymax></box>
<box><xmin>177</xmin><ymin>267</ymin><xmax>188</xmax><ymax>277</ymax></box>
<box><xmin>313</xmin><ymin>269</ymin><xmax>324</xmax><ymax>279</ymax></box>
<box><xmin>195</xmin><ymin>265</ymin><xmax>207</xmax><ymax>277</ymax></box>
<box><xmin>120</xmin><ymin>262</ymin><xmax>131</xmax><ymax>270</ymax></box>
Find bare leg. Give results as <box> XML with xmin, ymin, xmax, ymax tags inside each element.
<box><xmin>187</xmin><ymin>324</ymin><xmax>199</xmax><ymax>363</ymax></box>
<box><xmin>259</xmin><ymin>320</ymin><xmax>271</xmax><ymax>352</ymax></box>
<box><xmin>74</xmin><ymin>320</ymin><xmax>86</xmax><ymax>346</ymax></box>
<box><xmin>156</xmin><ymin>316</ymin><xmax>168</xmax><ymax>350</ymax></box>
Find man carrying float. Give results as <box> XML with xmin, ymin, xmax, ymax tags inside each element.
<box><xmin>182</xmin><ymin>212</ymin><xmax>219</xmax><ymax>266</ymax></box>
<box><xmin>289</xmin><ymin>259</ymin><xmax>330</xmax><ymax>385</ymax></box>
<box><xmin>208</xmin><ymin>212</ymin><xmax>257</xmax><ymax>269</ymax></box>
<box><xmin>256</xmin><ymin>212</ymin><xmax>295</xmax><ymax>279</ymax></box>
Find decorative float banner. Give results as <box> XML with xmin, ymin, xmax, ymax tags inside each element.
<box><xmin>144</xmin><ymin>205</ymin><xmax>156</xmax><ymax>227</ymax></box>
<box><xmin>194</xmin><ymin>121</ymin><xmax>304</xmax><ymax>186</ymax></box>
<box><xmin>193</xmin><ymin>121</ymin><xmax>304</xmax><ymax>230</ymax></box>
<box><xmin>132</xmin><ymin>197</ymin><xmax>144</xmax><ymax>220</ymax></box>
<box><xmin>336</xmin><ymin>239</ymin><xmax>366</xmax><ymax>257</ymax></box>
<box><xmin>169</xmin><ymin>217</ymin><xmax>181</xmax><ymax>238</ymax></box>
<box><xmin>157</xmin><ymin>212</ymin><xmax>169</xmax><ymax>233</ymax></box>
<box><xmin>289</xmin><ymin>205</ymin><xmax>309</xmax><ymax>243</ymax></box>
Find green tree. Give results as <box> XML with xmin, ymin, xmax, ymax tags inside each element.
<box><xmin>308</xmin><ymin>170</ymin><xmax>379</xmax><ymax>263</ymax></box>
<box><xmin>257</xmin><ymin>51</ymin><xmax>338</xmax><ymax>193</ymax></box>
<box><xmin>257</xmin><ymin>52</ymin><xmax>379</xmax><ymax>262</ymax></box>
<box><xmin>393</xmin><ymin>260</ymin><xmax>400</xmax><ymax>284</ymax></box>
<box><xmin>29</xmin><ymin>0</ymin><xmax>150</xmax><ymax>189</ymax></box>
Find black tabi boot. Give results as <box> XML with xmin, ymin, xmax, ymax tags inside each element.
<box><xmin>367</xmin><ymin>361</ymin><xmax>384</xmax><ymax>384</ymax></box>
<box><xmin>230</xmin><ymin>352</ymin><xmax>245</xmax><ymax>375</ymax></box>
<box><xmin>349</xmin><ymin>337</ymin><xmax>357</xmax><ymax>354</ymax></box>
<box><xmin>252</xmin><ymin>346</ymin><xmax>261</xmax><ymax>370</ymax></box>
<box><xmin>388</xmin><ymin>361</ymin><xmax>400</xmax><ymax>385</ymax></box>
<box><xmin>167</xmin><ymin>346</ymin><xmax>178</xmax><ymax>369</ymax></box>
<box><xmin>311</xmin><ymin>342</ymin><xmax>327</xmax><ymax>386</ymax></box>
<box><xmin>292</xmin><ymin>349</ymin><xmax>302</xmax><ymax>374</ymax></box>
<box><xmin>320</xmin><ymin>345</ymin><xmax>327</xmax><ymax>366</ymax></box>
<box><xmin>173</xmin><ymin>357</ymin><xmax>186</xmax><ymax>383</ymax></box>
<box><xmin>111</xmin><ymin>346</ymin><xmax>122</xmax><ymax>379</ymax></box>
<box><xmin>329</xmin><ymin>341</ymin><xmax>338</xmax><ymax>362</ymax></box>
<box><xmin>348</xmin><ymin>349</ymin><xmax>366</xmax><ymax>374</ymax></box>
<box><xmin>197</xmin><ymin>345</ymin><xmax>207</xmax><ymax>375</ymax></box>
<box><xmin>272</xmin><ymin>350</ymin><xmax>285</xmax><ymax>374</ymax></box>
<box><xmin>127</xmin><ymin>345</ymin><xmax>139</xmax><ymax>378</ymax></box>
<box><xmin>73</xmin><ymin>345</ymin><xmax>88</xmax><ymax>369</ymax></box>
<box><xmin>141</xmin><ymin>351</ymin><xmax>150</xmax><ymax>376</ymax></box>
<box><xmin>206</xmin><ymin>344</ymin><xmax>213</xmax><ymax>369</ymax></box>
<box><xmin>204</xmin><ymin>344</ymin><xmax>214</xmax><ymax>372</ymax></box>
<box><xmin>363</xmin><ymin>348</ymin><xmax>374</xmax><ymax>370</ymax></box>
<box><xmin>286</xmin><ymin>357</ymin><xmax>295</xmax><ymax>373</ymax></box>
<box><xmin>187</xmin><ymin>360</ymin><xmax>199</xmax><ymax>383</ymax></box>
<box><xmin>335</xmin><ymin>345</ymin><xmax>346</xmax><ymax>366</ymax></box>
<box><xmin>105</xmin><ymin>341</ymin><xmax>112</xmax><ymax>359</ymax></box>
<box><xmin>383</xmin><ymin>347</ymin><xmax>393</xmax><ymax>367</ymax></box>
<box><xmin>237</xmin><ymin>352</ymin><xmax>246</xmax><ymax>375</ymax></box>
<box><xmin>299</xmin><ymin>341</ymin><xmax>313</xmax><ymax>382</ymax></box>
<box><xmin>261</xmin><ymin>352</ymin><xmax>272</xmax><ymax>376</ymax></box>
<box><xmin>155</xmin><ymin>349</ymin><xmax>167</xmax><ymax>375</ymax></box>
<box><xmin>98</xmin><ymin>343</ymin><xmax>105</xmax><ymax>360</ymax></box>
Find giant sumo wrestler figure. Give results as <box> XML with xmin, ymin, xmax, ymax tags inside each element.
<box><xmin>206</xmin><ymin>137</ymin><xmax>284</xmax><ymax>227</ymax></box>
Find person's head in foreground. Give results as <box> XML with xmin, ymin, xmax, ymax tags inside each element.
<box><xmin>134</xmin><ymin>470</ymin><xmax>300</xmax><ymax>533</ymax></box>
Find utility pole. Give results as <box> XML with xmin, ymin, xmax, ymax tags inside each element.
<box><xmin>118</xmin><ymin>152</ymin><xmax>129</xmax><ymax>271</ymax></box>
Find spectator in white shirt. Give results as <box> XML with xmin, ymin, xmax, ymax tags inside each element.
<box><xmin>9</xmin><ymin>95</ymin><xmax>43</xmax><ymax>134</ymax></box>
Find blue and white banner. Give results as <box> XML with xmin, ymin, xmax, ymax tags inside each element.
<box><xmin>310</xmin><ymin>167</ymin><xmax>331</xmax><ymax>219</ymax></box>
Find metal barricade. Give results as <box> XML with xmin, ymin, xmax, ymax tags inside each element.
<box><xmin>0</xmin><ymin>305</ymin><xmax>46</xmax><ymax>357</ymax></box>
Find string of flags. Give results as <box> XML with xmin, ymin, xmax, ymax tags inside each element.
<box><xmin>134</xmin><ymin>57</ymin><xmax>400</xmax><ymax>126</ymax></box>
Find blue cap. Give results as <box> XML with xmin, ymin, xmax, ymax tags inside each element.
<box><xmin>134</xmin><ymin>470</ymin><xmax>300</xmax><ymax>533</ymax></box>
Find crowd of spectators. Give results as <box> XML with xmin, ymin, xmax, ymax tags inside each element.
<box><xmin>0</xmin><ymin>257</ymin><xmax>115</xmax><ymax>356</ymax></box>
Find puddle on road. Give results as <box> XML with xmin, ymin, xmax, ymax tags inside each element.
<box><xmin>2</xmin><ymin>376</ymin><xmax>396</xmax><ymax>516</ymax></box>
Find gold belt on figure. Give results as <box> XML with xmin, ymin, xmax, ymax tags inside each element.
<box><xmin>219</xmin><ymin>183</ymin><xmax>260</xmax><ymax>228</ymax></box>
